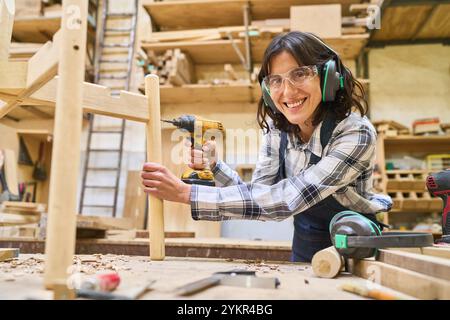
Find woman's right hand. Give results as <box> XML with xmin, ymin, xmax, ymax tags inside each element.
<box><xmin>187</xmin><ymin>139</ymin><xmax>217</xmax><ymax>171</ymax></box>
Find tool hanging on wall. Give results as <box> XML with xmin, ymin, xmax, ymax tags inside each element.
<box><xmin>32</xmin><ymin>142</ymin><xmax>47</xmax><ymax>181</ymax></box>
<box><xmin>330</xmin><ymin>211</ymin><xmax>434</xmax><ymax>259</ymax></box>
<box><xmin>18</xmin><ymin>136</ymin><xmax>34</xmax><ymax>166</ymax></box>
<box><xmin>0</xmin><ymin>150</ymin><xmax>20</xmax><ymax>203</ymax></box>
<box><xmin>426</xmin><ymin>170</ymin><xmax>450</xmax><ymax>244</ymax></box>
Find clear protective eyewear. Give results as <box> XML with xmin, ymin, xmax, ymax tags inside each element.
<box><xmin>263</xmin><ymin>65</ymin><xmax>318</xmax><ymax>94</ymax></box>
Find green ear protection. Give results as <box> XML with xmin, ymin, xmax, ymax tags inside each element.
<box><xmin>261</xmin><ymin>33</ymin><xmax>345</xmax><ymax>114</ymax></box>
<box><xmin>330</xmin><ymin>211</ymin><xmax>434</xmax><ymax>259</ymax></box>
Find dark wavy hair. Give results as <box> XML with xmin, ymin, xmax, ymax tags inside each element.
<box><xmin>257</xmin><ymin>31</ymin><xmax>368</xmax><ymax>135</ymax></box>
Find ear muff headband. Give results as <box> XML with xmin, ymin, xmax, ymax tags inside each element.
<box><xmin>330</xmin><ymin>211</ymin><xmax>434</xmax><ymax>259</ymax></box>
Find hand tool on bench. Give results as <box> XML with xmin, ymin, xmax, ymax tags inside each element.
<box><xmin>176</xmin><ymin>269</ymin><xmax>280</xmax><ymax>296</ymax></box>
<box><xmin>426</xmin><ymin>169</ymin><xmax>450</xmax><ymax>244</ymax></box>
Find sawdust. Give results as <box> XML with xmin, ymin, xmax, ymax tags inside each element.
<box><xmin>0</xmin><ymin>254</ymin><xmax>145</xmax><ymax>281</ymax></box>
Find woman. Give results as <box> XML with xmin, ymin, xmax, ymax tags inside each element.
<box><xmin>141</xmin><ymin>31</ymin><xmax>392</xmax><ymax>262</ymax></box>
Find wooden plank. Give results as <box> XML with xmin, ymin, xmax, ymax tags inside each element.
<box><xmin>0</xmin><ymin>237</ymin><xmax>293</xmax><ymax>261</ymax></box>
<box><xmin>44</xmin><ymin>0</ymin><xmax>88</xmax><ymax>289</ymax></box>
<box><xmin>0</xmin><ymin>0</ymin><xmax>15</xmax><ymax>61</ymax></box>
<box><xmin>12</xmin><ymin>16</ymin><xmax>61</xmax><ymax>43</ymax></box>
<box><xmin>0</xmin><ymin>61</ymin><xmax>28</xmax><ymax>93</ymax></box>
<box><xmin>0</xmin><ymin>248</ymin><xmax>19</xmax><ymax>261</ymax></box>
<box><xmin>352</xmin><ymin>259</ymin><xmax>450</xmax><ymax>300</ymax></box>
<box><xmin>290</xmin><ymin>4</ymin><xmax>342</xmax><ymax>38</ymax></box>
<box><xmin>371</xmin><ymin>5</ymin><xmax>433</xmax><ymax>41</ymax></box>
<box><xmin>1</xmin><ymin>201</ymin><xmax>46</xmax><ymax>215</ymax></box>
<box><xmin>77</xmin><ymin>216</ymin><xmax>134</xmax><ymax>231</ymax></box>
<box><xmin>135</xmin><ymin>230</ymin><xmax>195</xmax><ymax>239</ymax></box>
<box><xmin>378</xmin><ymin>249</ymin><xmax>450</xmax><ymax>281</ymax></box>
<box><xmin>142</xmin><ymin>34</ymin><xmax>368</xmax><ymax>63</ymax></box>
<box><xmin>416</xmin><ymin>4</ymin><xmax>450</xmax><ymax>39</ymax></box>
<box><xmin>27</xmin><ymin>78</ymin><xmax>149</xmax><ymax>122</ymax></box>
<box><xmin>0</xmin><ymin>30</ymin><xmax>61</xmax><ymax>119</ymax></box>
<box><xmin>389</xmin><ymin>246</ymin><xmax>450</xmax><ymax>260</ymax></box>
<box><xmin>0</xmin><ymin>213</ymin><xmax>40</xmax><ymax>225</ymax></box>
<box><xmin>160</xmin><ymin>84</ymin><xmax>257</xmax><ymax>104</ymax></box>
<box><xmin>145</xmin><ymin>74</ymin><xmax>165</xmax><ymax>261</ymax></box>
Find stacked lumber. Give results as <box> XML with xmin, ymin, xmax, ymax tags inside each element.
<box><xmin>142</xmin><ymin>49</ymin><xmax>195</xmax><ymax>86</ymax></box>
<box><xmin>0</xmin><ymin>201</ymin><xmax>45</xmax><ymax>226</ymax></box>
<box><xmin>373</xmin><ymin>120</ymin><xmax>410</xmax><ymax>137</ymax></box>
<box><xmin>352</xmin><ymin>247</ymin><xmax>450</xmax><ymax>300</ymax></box>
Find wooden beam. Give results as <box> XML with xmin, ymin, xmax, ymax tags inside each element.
<box><xmin>0</xmin><ymin>30</ymin><xmax>61</xmax><ymax>119</ymax></box>
<box><xmin>24</xmin><ymin>78</ymin><xmax>149</xmax><ymax>122</ymax></box>
<box><xmin>145</xmin><ymin>74</ymin><xmax>165</xmax><ymax>261</ymax></box>
<box><xmin>0</xmin><ymin>61</ymin><xmax>28</xmax><ymax>92</ymax></box>
<box><xmin>0</xmin><ymin>0</ymin><xmax>14</xmax><ymax>61</ymax></box>
<box><xmin>44</xmin><ymin>0</ymin><xmax>88</xmax><ymax>289</ymax></box>
<box><xmin>378</xmin><ymin>249</ymin><xmax>450</xmax><ymax>281</ymax></box>
<box><xmin>388</xmin><ymin>246</ymin><xmax>450</xmax><ymax>260</ymax></box>
<box><xmin>0</xmin><ymin>248</ymin><xmax>19</xmax><ymax>261</ymax></box>
<box><xmin>352</xmin><ymin>259</ymin><xmax>450</xmax><ymax>300</ymax></box>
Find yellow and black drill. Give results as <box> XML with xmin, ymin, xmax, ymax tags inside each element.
<box><xmin>162</xmin><ymin>115</ymin><xmax>224</xmax><ymax>186</ymax></box>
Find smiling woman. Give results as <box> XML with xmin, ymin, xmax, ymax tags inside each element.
<box><xmin>257</xmin><ymin>31</ymin><xmax>367</xmax><ymax>143</ymax></box>
<box><xmin>141</xmin><ymin>31</ymin><xmax>392</xmax><ymax>263</ymax></box>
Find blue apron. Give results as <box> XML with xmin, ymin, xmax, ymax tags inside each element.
<box><xmin>275</xmin><ymin>114</ymin><xmax>382</xmax><ymax>262</ymax></box>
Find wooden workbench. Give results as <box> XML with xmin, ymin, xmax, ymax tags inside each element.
<box><xmin>0</xmin><ymin>254</ymin><xmax>413</xmax><ymax>300</ymax></box>
<box><xmin>0</xmin><ymin>237</ymin><xmax>293</xmax><ymax>261</ymax></box>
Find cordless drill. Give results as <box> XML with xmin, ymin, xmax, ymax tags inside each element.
<box><xmin>162</xmin><ymin>115</ymin><xmax>224</xmax><ymax>186</ymax></box>
<box><xmin>426</xmin><ymin>169</ymin><xmax>450</xmax><ymax>244</ymax></box>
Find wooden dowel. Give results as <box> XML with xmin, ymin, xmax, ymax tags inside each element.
<box><xmin>144</xmin><ymin>74</ymin><xmax>165</xmax><ymax>260</ymax></box>
<box><xmin>44</xmin><ymin>0</ymin><xmax>88</xmax><ymax>289</ymax></box>
<box><xmin>312</xmin><ymin>246</ymin><xmax>344</xmax><ymax>278</ymax></box>
<box><xmin>0</xmin><ymin>0</ymin><xmax>15</xmax><ymax>61</ymax></box>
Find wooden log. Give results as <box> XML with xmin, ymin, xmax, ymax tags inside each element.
<box><xmin>144</xmin><ymin>74</ymin><xmax>165</xmax><ymax>261</ymax></box>
<box><xmin>311</xmin><ymin>246</ymin><xmax>344</xmax><ymax>278</ymax></box>
<box><xmin>378</xmin><ymin>249</ymin><xmax>450</xmax><ymax>281</ymax></box>
<box><xmin>44</xmin><ymin>0</ymin><xmax>88</xmax><ymax>289</ymax></box>
<box><xmin>0</xmin><ymin>248</ymin><xmax>19</xmax><ymax>261</ymax></box>
<box><xmin>0</xmin><ymin>0</ymin><xmax>15</xmax><ymax>61</ymax></box>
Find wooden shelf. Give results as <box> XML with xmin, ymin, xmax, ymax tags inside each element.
<box><xmin>143</xmin><ymin>0</ymin><xmax>362</xmax><ymax>30</ymax></box>
<box><xmin>384</xmin><ymin>135</ymin><xmax>450</xmax><ymax>154</ymax></box>
<box><xmin>158</xmin><ymin>83</ymin><xmax>260</xmax><ymax>104</ymax></box>
<box><xmin>12</xmin><ymin>16</ymin><xmax>61</xmax><ymax>43</ymax></box>
<box><xmin>141</xmin><ymin>34</ymin><xmax>369</xmax><ymax>63</ymax></box>
<box><xmin>370</xmin><ymin>2</ymin><xmax>450</xmax><ymax>44</ymax></box>
<box><xmin>12</xmin><ymin>15</ymin><xmax>96</xmax><ymax>44</ymax></box>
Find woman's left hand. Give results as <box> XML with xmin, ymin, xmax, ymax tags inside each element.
<box><xmin>141</xmin><ymin>162</ymin><xmax>192</xmax><ymax>204</ymax></box>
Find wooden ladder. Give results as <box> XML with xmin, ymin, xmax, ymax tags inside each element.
<box><xmin>79</xmin><ymin>0</ymin><xmax>138</xmax><ymax>217</ymax></box>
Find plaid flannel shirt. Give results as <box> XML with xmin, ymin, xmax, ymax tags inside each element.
<box><xmin>190</xmin><ymin>112</ymin><xmax>392</xmax><ymax>221</ymax></box>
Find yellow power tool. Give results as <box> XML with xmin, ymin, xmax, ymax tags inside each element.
<box><xmin>162</xmin><ymin>115</ymin><xmax>224</xmax><ymax>186</ymax></box>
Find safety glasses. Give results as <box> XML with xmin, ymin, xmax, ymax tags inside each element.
<box><xmin>263</xmin><ymin>65</ymin><xmax>318</xmax><ymax>94</ymax></box>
